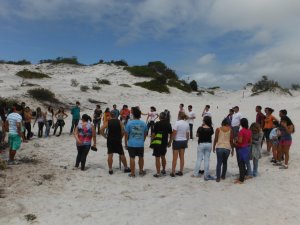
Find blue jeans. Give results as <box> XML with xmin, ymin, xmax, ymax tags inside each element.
<box><xmin>253</xmin><ymin>158</ymin><xmax>259</xmax><ymax>176</ymax></box>
<box><xmin>246</xmin><ymin>159</ymin><xmax>252</xmax><ymax>176</ymax></box>
<box><xmin>216</xmin><ymin>148</ymin><xmax>230</xmax><ymax>179</ymax></box>
<box><xmin>194</xmin><ymin>143</ymin><xmax>211</xmax><ymax>177</ymax></box>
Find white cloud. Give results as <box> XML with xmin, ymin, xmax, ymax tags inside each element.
<box><xmin>197</xmin><ymin>54</ymin><xmax>216</xmax><ymax>65</ymax></box>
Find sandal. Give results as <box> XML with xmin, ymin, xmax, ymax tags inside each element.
<box><xmin>128</xmin><ymin>174</ymin><xmax>136</xmax><ymax>178</ymax></box>
<box><xmin>170</xmin><ymin>173</ymin><xmax>175</xmax><ymax>177</ymax></box>
<box><xmin>139</xmin><ymin>170</ymin><xmax>146</xmax><ymax>176</ymax></box>
<box><xmin>175</xmin><ymin>171</ymin><xmax>183</xmax><ymax>176</ymax></box>
<box><xmin>279</xmin><ymin>165</ymin><xmax>288</xmax><ymax>169</ymax></box>
<box><xmin>153</xmin><ymin>174</ymin><xmax>161</xmax><ymax>178</ymax></box>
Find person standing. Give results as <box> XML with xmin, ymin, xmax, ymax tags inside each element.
<box><xmin>70</xmin><ymin>101</ymin><xmax>80</xmax><ymax>135</ymax></box>
<box><xmin>255</xmin><ymin>106</ymin><xmax>265</xmax><ymax>129</ymax></box>
<box><xmin>111</xmin><ymin>104</ymin><xmax>120</xmax><ymax>119</ymax></box>
<box><xmin>6</xmin><ymin>105</ymin><xmax>22</xmax><ymax>164</ymax></box>
<box><xmin>225</xmin><ymin>109</ymin><xmax>234</xmax><ymax>126</ymax></box>
<box><xmin>213</xmin><ymin>118</ymin><xmax>234</xmax><ymax>182</ymax></box>
<box><xmin>263</xmin><ymin>107</ymin><xmax>278</xmax><ymax>153</ymax></box>
<box><xmin>231</xmin><ymin>106</ymin><xmax>242</xmax><ymax>139</ymax></box>
<box><xmin>53</xmin><ymin>107</ymin><xmax>68</xmax><ymax>136</ymax></box>
<box><xmin>120</xmin><ymin>105</ymin><xmax>130</xmax><ymax>126</ymax></box>
<box><xmin>177</xmin><ymin>103</ymin><xmax>185</xmax><ymax>120</ymax></box>
<box><xmin>93</xmin><ymin>105</ymin><xmax>102</xmax><ymax>135</ymax></box>
<box><xmin>171</xmin><ymin>112</ymin><xmax>189</xmax><ymax>177</ymax></box>
<box><xmin>100</xmin><ymin>111</ymin><xmax>131</xmax><ymax>174</ymax></box>
<box><xmin>250</xmin><ymin>123</ymin><xmax>263</xmax><ymax>177</ymax></box>
<box><xmin>202</xmin><ymin>105</ymin><xmax>212</xmax><ymax>118</ymax></box>
<box><xmin>125</xmin><ymin>107</ymin><xmax>148</xmax><ymax>177</ymax></box>
<box><xmin>45</xmin><ymin>106</ymin><xmax>54</xmax><ymax>137</ymax></box>
<box><xmin>74</xmin><ymin>114</ymin><xmax>96</xmax><ymax>171</ymax></box>
<box><xmin>187</xmin><ymin>105</ymin><xmax>196</xmax><ymax>140</ymax></box>
<box><xmin>33</xmin><ymin>107</ymin><xmax>46</xmax><ymax>138</ymax></box>
<box><xmin>151</xmin><ymin>112</ymin><xmax>173</xmax><ymax>177</ymax></box>
<box><xmin>23</xmin><ymin>106</ymin><xmax>32</xmax><ymax>140</ymax></box>
<box><xmin>146</xmin><ymin>106</ymin><xmax>158</xmax><ymax>136</ymax></box>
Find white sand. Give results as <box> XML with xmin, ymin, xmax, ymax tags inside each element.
<box><xmin>0</xmin><ymin>63</ymin><xmax>299</xmax><ymax>225</ymax></box>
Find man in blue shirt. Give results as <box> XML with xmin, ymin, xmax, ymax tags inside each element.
<box><xmin>70</xmin><ymin>101</ymin><xmax>80</xmax><ymax>134</ymax></box>
<box><xmin>125</xmin><ymin>107</ymin><xmax>148</xmax><ymax>177</ymax></box>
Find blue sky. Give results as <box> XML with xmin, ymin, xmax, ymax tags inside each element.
<box><xmin>1</xmin><ymin>0</ymin><xmax>300</xmax><ymax>89</ymax></box>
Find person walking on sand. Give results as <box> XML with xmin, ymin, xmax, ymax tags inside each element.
<box><xmin>45</xmin><ymin>106</ymin><xmax>54</xmax><ymax>137</ymax></box>
<box><xmin>213</xmin><ymin>118</ymin><xmax>234</xmax><ymax>182</ymax></box>
<box><xmin>263</xmin><ymin>107</ymin><xmax>278</xmax><ymax>153</ymax></box>
<box><xmin>234</xmin><ymin>118</ymin><xmax>252</xmax><ymax>184</ymax></box>
<box><xmin>125</xmin><ymin>107</ymin><xmax>148</xmax><ymax>177</ymax></box>
<box><xmin>150</xmin><ymin>112</ymin><xmax>173</xmax><ymax>177</ymax></box>
<box><xmin>171</xmin><ymin>112</ymin><xmax>189</xmax><ymax>177</ymax></box>
<box><xmin>250</xmin><ymin>123</ymin><xmax>263</xmax><ymax>177</ymax></box>
<box><xmin>192</xmin><ymin>116</ymin><xmax>215</xmax><ymax>180</ymax></box>
<box><xmin>33</xmin><ymin>107</ymin><xmax>46</xmax><ymax>138</ymax></box>
<box><xmin>53</xmin><ymin>107</ymin><xmax>68</xmax><ymax>137</ymax></box>
<box><xmin>187</xmin><ymin>105</ymin><xmax>196</xmax><ymax>140</ymax></box>
<box><xmin>70</xmin><ymin>101</ymin><xmax>80</xmax><ymax>135</ymax></box>
<box><xmin>93</xmin><ymin>105</ymin><xmax>102</xmax><ymax>135</ymax></box>
<box><xmin>74</xmin><ymin>114</ymin><xmax>96</xmax><ymax>171</ymax></box>
<box><xmin>146</xmin><ymin>106</ymin><xmax>158</xmax><ymax>136</ymax></box>
<box><xmin>100</xmin><ymin>111</ymin><xmax>131</xmax><ymax>175</ymax></box>
<box><xmin>6</xmin><ymin>105</ymin><xmax>22</xmax><ymax>164</ymax></box>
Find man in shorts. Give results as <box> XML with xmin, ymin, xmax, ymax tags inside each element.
<box><xmin>6</xmin><ymin>105</ymin><xmax>22</xmax><ymax>164</ymax></box>
<box><xmin>125</xmin><ymin>107</ymin><xmax>148</xmax><ymax>177</ymax></box>
<box><xmin>100</xmin><ymin>111</ymin><xmax>130</xmax><ymax>174</ymax></box>
<box><xmin>151</xmin><ymin>112</ymin><xmax>173</xmax><ymax>177</ymax></box>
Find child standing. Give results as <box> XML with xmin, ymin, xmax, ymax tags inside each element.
<box><xmin>250</xmin><ymin>123</ymin><xmax>263</xmax><ymax>177</ymax></box>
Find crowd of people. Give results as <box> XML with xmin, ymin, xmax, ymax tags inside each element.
<box><xmin>0</xmin><ymin>101</ymin><xmax>295</xmax><ymax>184</ymax></box>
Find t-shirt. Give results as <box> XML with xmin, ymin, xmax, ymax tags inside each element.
<box><xmin>231</xmin><ymin>112</ymin><xmax>242</xmax><ymax>127</ymax></box>
<box><xmin>111</xmin><ymin>109</ymin><xmax>120</xmax><ymax>118</ymax></box>
<box><xmin>7</xmin><ymin>112</ymin><xmax>22</xmax><ymax>134</ymax></box>
<box><xmin>71</xmin><ymin>106</ymin><xmax>80</xmax><ymax>120</ymax></box>
<box><xmin>148</xmin><ymin>112</ymin><xmax>158</xmax><ymax>121</ymax></box>
<box><xmin>187</xmin><ymin>111</ymin><xmax>196</xmax><ymax>124</ymax></box>
<box><xmin>197</xmin><ymin>127</ymin><xmax>214</xmax><ymax>143</ymax></box>
<box><xmin>256</xmin><ymin>112</ymin><xmax>265</xmax><ymax>127</ymax></box>
<box><xmin>236</xmin><ymin>128</ymin><xmax>252</xmax><ymax>148</ymax></box>
<box><xmin>125</xmin><ymin>120</ymin><xmax>148</xmax><ymax>147</ymax></box>
<box><xmin>202</xmin><ymin>111</ymin><xmax>212</xmax><ymax>118</ymax></box>
<box><xmin>264</xmin><ymin>115</ymin><xmax>276</xmax><ymax>129</ymax></box>
<box><xmin>173</xmin><ymin>120</ymin><xmax>189</xmax><ymax>141</ymax></box>
<box><xmin>153</xmin><ymin>120</ymin><xmax>172</xmax><ymax>147</ymax></box>
<box><xmin>94</xmin><ymin>109</ymin><xmax>102</xmax><ymax>120</ymax></box>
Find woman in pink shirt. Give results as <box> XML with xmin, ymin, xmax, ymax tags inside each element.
<box><xmin>234</xmin><ymin>118</ymin><xmax>252</xmax><ymax>184</ymax></box>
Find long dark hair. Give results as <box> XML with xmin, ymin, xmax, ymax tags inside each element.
<box><xmin>203</xmin><ymin>116</ymin><xmax>212</xmax><ymax>128</ymax></box>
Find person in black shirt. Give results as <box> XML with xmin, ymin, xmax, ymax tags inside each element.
<box><xmin>93</xmin><ymin>105</ymin><xmax>102</xmax><ymax>135</ymax></box>
<box><xmin>151</xmin><ymin>112</ymin><xmax>173</xmax><ymax>177</ymax></box>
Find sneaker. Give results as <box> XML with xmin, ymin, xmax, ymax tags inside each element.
<box><xmin>161</xmin><ymin>170</ymin><xmax>166</xmax><ymax>175</ymax></box>
<box><xmin>204</xmin><ymin>175</ymin><xmax>215</xmax><ymax>181</ymax></box>
<box><xmin>109</xmin><ymin>170</ymin><xmax>113</xmax><ymax>175</ymax></box>
<box><xmin>153</xmin><ymin>174</ymin><xmax>161</xmax><ymax>178</ymax></box>
<box><xmin>270</xmin><ymin>158</ymin><xmax>276</xmax><ymax>163</ymax></box>
<box><xmin>124</xmin><ymin>168</ymin><xmax>131</xmax><ymax>173</ymax></box>
<box><xmin>175</xmin><ymin>171</ymin><xmax>183</xmax><ymax>176</ymax></box>
<box><xmin>273</xmin><ymin>162</ymin><xmax>282</xmax><ymax>166</ymax></box>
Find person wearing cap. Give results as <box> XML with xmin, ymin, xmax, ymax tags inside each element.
<box><xmin>100</xmin><ymin>111</ymin><xmax>131</xmax><ymax>175</ymax></box>
<box><xmin>74</xmin><ymin>114</ymin><xmax>96</xmax><ymax>171</ymax></box>
<box><xmin>150</xmin><ymin>112</ymin><xmax>173</xmax><ymax>177</ymax></box>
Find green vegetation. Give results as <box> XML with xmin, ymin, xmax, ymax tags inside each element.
<box><xmin>291</xmin><ymin>84</ymin><xmax>300</xmax><ymax>90</ymax></box>
<box><xmin>70</xmin><ymin>79</ymin><xmax>79</xmax><ymax>87</ymax></box>
<box><xmin>125</xmin><ymin>66</ymin><xmax>159</xmax><ymax>78</ymax></box>
<box><xmin>111</xmin><ymin>60</ymin><xmax>128</xmax><ymax>66</ymax></box>
<box><xmin>27</xmin><ymin>88</ymin><xmax>58</xmax><ymax>102</ymax></box>
<box><xmin>0</xmin><ymin>59</ymin><xmax>31</xmax><ymax>65</ymax></box>
<box><xmin>167</xmin><ymin>79</ymin><xmax>192</xmax><ymax>93</ymax></box>
<box><xmin>0</xmin><ymin>97</ymin><xmax>19</xmax><ymax>108</ymax></box>
<box><xmin>119</xmin><ymin>84</ymin><xmax>131</xmax><ymax>88</ymax></box>
<box><xmin>80</xmin><ymin>85</ymin><xmax>89</xmax><ymax>92</ymax></box>
<box><xmin>135</xmin><ymin>80</ymin><xmax>170</xmax><ymax>93</ymax></box>
<box><xmin>92</xmin><ymin>85</ymin><xmax>101</xmax><ymax>91</ymax></box>
<box><xmin>16</xmin><ymin>69</ymin><xmax>50</xmax><ymax>79</ymax></box>
<box><xmin>251</xmin><ymin>76</ymin><xmax>292</xmax><ymax>96</ymax></box>
<box><xmin>96</xmin><ymin>78</ymin><xmax>111</xmax><ymax>85</ymax></box>
<box><xmin>189</xmin><ymin>80</ymin><xmax>198</xmax><ymax>91</ymax></box>
<box><xmin>208</xmin><ymin>86</ymin><xmax>220</xmax><ymax>90</ymax></box>
<box><xmin>39</xmin><ymin>57</ymin><xmax>82</xmax><ymax>65</ymax></box>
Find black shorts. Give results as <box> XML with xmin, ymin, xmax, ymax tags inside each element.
<box><xmin>107</xmin><ymin>141</ymin><xmax>124</xmax><ymax>155</ymax></box>
<box><xmin>127</xmin><ymin>147</ymin><xmax>144</xmax><ymax>158</ymax></box>
<box><xmin>152</xmin><ymin>146</ymin><xmax>167</xmax><ymax>157</ymax></box>
<box><xmin>172</xmin><ymin>140</ymin><xmax>188</xmax><ymax>150</ymax></box>
<box><xmin>263</xmin><ymin>128</ymin><xmax>272</xmax><ymax>140</ymax></box>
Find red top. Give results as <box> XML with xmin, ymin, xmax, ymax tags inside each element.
<box><xmin>237</xmin><ymin>128</ymin><xmax>252</xmax><ymax>148</ymax></box>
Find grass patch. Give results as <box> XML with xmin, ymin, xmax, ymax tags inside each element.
<box><xmin>27</xmin><ymin>88</ymin><xmax>58</xmax><ymax>102</ymax></box>
<box><xmin>96</xmin><ymin>78</ymin><xmax>111</xmax><ymax>85</ymax></box>
<box><xmin>167</xmin><ymin>79</ymin><xmax>192</xmax><ymax>93</ymax></box>
<box><xmin>24</xmin><ymin>214</ymin><xmax>37</xmax><ymax>222</ymax></box>
<box><xmin>88</xmin><ymin>98</ymin><xmax>107</xmax><ymax>104</ymax></box>
<box><xmin>92</xmin><ymin>85</ymin><xmax>101</xmax><ymax>91</ymax></box>
<box><xmin>39</xmin><ymin>57</ymin><xmax>82</xmax><ymax>65</ymax></box>
<box><xmin>119</xmin><ymin>83</ymin><xmax>131</xmax><ymax>88</ymax></box>
<box><xmin>80</xmin><ymin>85</ymin><xmax>89</xmax><ymax>92</ymax></box>
<box><xmin>16</xmin><ymin>69</ymin><xmax>50</xmax><ymax>79</ymax></box>
<box><xmin>70</xmin><ymin>79</ymin><xmax>79</xmax><ymax>87</ymax></box>
<box><xmin>0</xmin><ymin>59</ymin><xmax>31</xmax><ymax>65</ymax></box>
<box><xmin>125</xmin><ymin>66</ymin><xmax>159</xmax><ymax>79</ymax></box>
<box><xmin>135</xmin><ymin>80</ymin><xmax>170</xmax><ymax>93</ymax></box>
<box><xmin>0</xmin><ymin>97</ymin><xmax>19</xmax><ymax>108</ymax></box>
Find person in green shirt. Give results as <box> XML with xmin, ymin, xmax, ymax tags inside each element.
<box><xmin>70</xmin><ymin>101</ymin><xmax>80</xmax><ymax>134</ymax></box>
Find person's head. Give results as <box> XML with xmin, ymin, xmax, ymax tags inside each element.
<box><xmin>81</xmin><ymin>114</ymin><xmax>91</xmax><ymax>122</ymax></box>
<box><xmin>233</xmin><ymin>106</ymin><xmax>239</xmax><ymax>113</ymax></box>
<box><xmin>14</xmin><ymin>104</ymin><xmax>22</xmax><ymax>113</ymax></box>
<box><xmin>123</xmin><ymin>104</ymin><xmax>128</xmax><ymax>110</ymax></box>
<box><xmin>205</xmin><ymin>105</ymin><xmax>210</xmax><ymax>111</ymax></box>
<box><xmin>113</xmin><ymin>104</ymin><xmax>117</xmax><ymax>109</ymax></box>
<box><xmin>229</xmin><ymin>109</ymin><xmax>234</xmax><ymax>115</ymax></box>
<box><xmin>179</xmin><ymin>103</ymin><xmax>184</xmax><ymax>109</ymax></box>
<box><xmin>58</xmin><ymin>107</ymin><xmax>64</xmax><ymax>113</ymax></box>
<box><xmin>279</xmin><ymin>109</ymin><xmax>287</xmax><ymax>118</ymax></box>
<box><xmin>178</xmin><ymin>111</ymin><xmax>186</xmax><ymax>120</ymax></box>
<box><xmin>36</xmin><ymin>107</ymin><xmax>41</xmax><ymax>114</ymax></box>
<box><xmin>256</xmin><ymin>105</ymin><xmax>262</xmax><ymax>112</ymax></box>
<box><xmin>265</xmin><ymin>107</ymin><xmax>274</xmax><ymax>115</ymax></box>
<box><xmin>221</xmin><ymin>118</ymin><xmax>230</xmax><ymax>127</ymax></box>
<box><xmin>96</xmin><ymin>104</ymin><xmax>100</xmax><ymax>109</ymax></box>
<box><xmin>159</xmin><ymin>112</ymin><xmax>167</xmax><ymax>121</ymax></box>
<box><xmin>21</xmin><ymin>102</ymin><xmax>26</xmax><ymax>108</ymax></box>
<box><xmin>132</xmin><ymin>107</ymin><xmax>141</xmax><ymax>119</ymax></box>
<box><xmin>188</xmin><ymin>105</ymin><xmax>192</xmax><ymax>112</ymax></box>
<box><xmin>240</xmin><ymin>118</ymin><xmax>249</xmax><ymax>129</ymax></box>
<box><xmin>76</xmin><ymin>101</ymin><xmax>80</xmax><ymax>106</ymax></box>
<box><xmin>150</xmin><ymin>106</ymin><xmax>156</xmax><ymax>112</ymax></box>
<box><xmin>105</xmin><ymin>107</ymin><xmax>110</xmax><ymax>113</ymax></box>
<box><xmin>203</xmin><ymin>116</ymin><xmax>212</xmax><ymax>127</ymax></box>
<box><xmin>110</xmin><ymin>111</ymin><xmax>116</xmax><ymax>118</ymax></box>
<box><xmin>25</xmin><ymin>106</ymin><xmax>30</xmax><ymax>112</ymax></box>
<box><xmin>250</xmin><ymin>122</ymin><xmax>260</xmax><ymax>134</ymax></box>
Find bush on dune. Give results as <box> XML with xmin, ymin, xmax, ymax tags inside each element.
<box><xmin>16</xmin><ymin>69</ymin><xmax>50</xmax><ymax>79</ymax></box>
<box><xmin>125</xmin><ymin>66</ymin><xmax>159</xmax><ymax>79</ymax></box>
<box><xmin>80</xmin><ymin>85</ymin><xmax>89</xmax><ymax>92</ymax></box>
<box><xmin>27</xmin><ymin>88</ymin><xmax>58</xmax><ymax>102</ymax></box>
<box><xmin>0</xmin><ymin>59</ymin><xmax>31</xmax><ymax>65</ymax></box>
<box><xmin>167</xmin><ymin>79</ymin><xmax>192</xmax><ymax>93</ymax></box>
<box><xmin>119</xmin><ymin>84</ymin><xmax>131</xmax><ymax>88</ymax></box>
<box><xmin>135</xmin><ymin>79</ymin><xmax>170</xmax><ymax>93</ymax></box>
<box><xmin>39</xmin><ymin>57</ymin><xmax>82</xmax><ymax>66</ymax></box>
<box><xmin>96</xmin><ymin>79</ymin><xmax>111</xmax><ymax>85</ymax></box>
<box><xmin>251</xmin><ymin>76</ymin><xmax>292</xmax><ymax>96</ymax></box>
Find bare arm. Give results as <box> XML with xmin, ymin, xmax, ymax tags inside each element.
<box><xmin>213</xmin><ymin>128</ymin><xmax>219</xmax><ymax>153</ymax></box>
<box><xmin>100</xmin><ymin>121</ymin><xmax>108</xmax><ymax>138</ymax></box>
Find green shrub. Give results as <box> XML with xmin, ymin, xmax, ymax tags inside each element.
<box><xmin>92</xmin><ymin>85</ymin><xmax>101</xmax><ymax>91</ymax></box>
<box><xmin>119</xmin><ymin>84</ymin><xmax>131</xmax><ymax>88</ymax></box>
<box><xmin>28</xmin><ymin>88</ymin><xmax>58</xmax><ymax>102</ymax></box>
<box><xmin>70</xmin><ymin>79</ymin><xmax>79</xmax><ymax>87</ymax></box>
<box><xmin>155</xmin><ymin>75</ymin><xmax>167</xmax><ymax>85</ymax></box>
<box><xmin>208</xmin><ymin>86</ymin><xmax>220</xmax><ymax>90</ymax></box>
<box><xmin>251</xmin><ymin>76</ymin><xmax>292</xmax><ymax>96</ymax></box>
<box><xmin>125</xmin><ymin>66</ymin><xmax>159</xmax><ymax>79</ymax></box>
<box><xmin>291</xmin><ymin>84</ymin><xmax>300</xmax><ymax>90</ymax></box>
<box><xmin>189</xmin><ymin>80</ymin><xmax>198</xmax><ymax>91</ymax></box>
<box><xmin>135</xmin><ymin>80</ymin><xmax>170</xmax><ymax>93</ymax></box>
<box><xmin>147</xmin><ymin>61</ymin><xmax>167</xmax><ymax>74</ymax></box>
<box><xmin>111</xmin><ymin>60</ymin><xmax>128</xmax><ymax>66</ymax></box>
<box><xmin>96</xmin><ymin>78</ymin><xmax>111</xmax><ymax>85</ymax></box>
<box><xmin>39</xmin><ymin>57</ymin><xmax>82</xmax><ymax>65</ymax></box>
<box><xmin>0</xmin><ymin>97</ymin><xmax>19</xmax><ymax>108</ymax></box>
<box><xmin>80</xmin><ymin>85</ymin><xmax>89</xmax><ymax>92</ymax></box>
<box><xmin>163</xmin><ymin>68</ymin><xmax>178</xmax><ymax>80</ymax></box>
<box><xmin>16</xmin><ymin>69</ymin><xmax>50</xmax><ymax>79</ymax></box>
<box><xmin>0</xmin><ymin>59</ymin><xmax>31</xmax><ymax>65</ymax></box>
<box><xmin>167</xmin><ymin>79</ymin><xmax>192</xmax><ymax>93</ymax></box>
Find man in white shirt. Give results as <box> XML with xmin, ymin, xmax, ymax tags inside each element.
<box><xmin>202</xmin><ymin>105</ymin><xmax>212</xmax><ymax>118</ymax></box>
<box><xmin>6</xmin><ymin>105</ymin><xmax>22</xmax><ymax>164</ymax></box>
<box><xmin>187</xmin><ymin>105</ymin><xmax>196</xmax><ymax>139</ymax></box>
<box><xmin>231</xmin><ymin>106</ymin><xmax>242</xmax><ymax>139</ymax></box>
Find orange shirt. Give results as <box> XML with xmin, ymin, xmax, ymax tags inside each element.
<box><xmin>264</xmin><ymin>115</ymin><xmax>277</xmax><ymax>129</ymax></box>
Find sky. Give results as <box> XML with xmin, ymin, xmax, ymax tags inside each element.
<box><xmin>1</xmin><ymin>0</ymin><xmax>300</xmax><ymax>89</ymax></box>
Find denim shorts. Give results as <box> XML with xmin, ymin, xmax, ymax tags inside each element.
<box><xmin>172</xmin><ymin>140</ymin><xmax>188</xmax><ymax>150</ymax></box>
